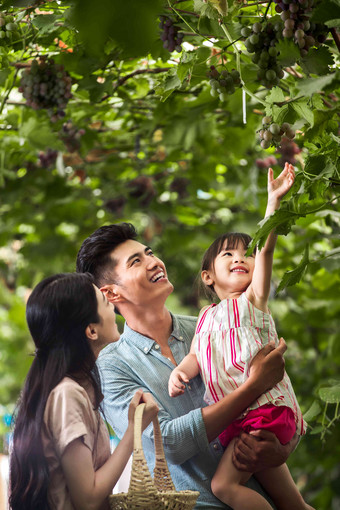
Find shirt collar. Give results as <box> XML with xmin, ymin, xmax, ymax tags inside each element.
<box><xmin>123</xmin><ymin>312</ymin><xmax>184</xmax><ymax>355</ymax></box>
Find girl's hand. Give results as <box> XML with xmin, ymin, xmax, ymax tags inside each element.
<box><xmin>168</xmin><ymin>369</ymin><xmax>190</xmax><ymax>397</ymax></box>
<box><xmin>267</xmin><ymin>162</ymin><xmax>295</xmax><ymax>205</ymax></box>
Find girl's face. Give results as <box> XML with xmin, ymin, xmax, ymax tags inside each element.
<box><xmin>202</xmin><ymin>240</ymin><xmax>255</xmax><ymax>300</ymax></box>
<box><xmin>94</xmin><ymin>285</ymin><xmax>120</xmax><ymax>348</ymax></box>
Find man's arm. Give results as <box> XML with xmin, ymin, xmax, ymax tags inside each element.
<box><xmin>202</xmin><ymin>338</ymin><xmax>287</xmax><ymax>442</ymax></box>
<box><xmin>98</xmin><ymin>337</ymin><xmax>286</xmax><ymax>465</ymax></box>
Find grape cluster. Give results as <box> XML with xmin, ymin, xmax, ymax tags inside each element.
<box><xmin>242</xmin><ymin>22</ymin><xmax>284</xmax><ymax>88</ymax></box>
<box><xmin>60</xmin><ymin>121</ymin><xmax>85</xmax><ymax>153</ymax></box>
<box><xmin>0</xmin><ymin>13</ymin><xmax>19</xmax><ymax>43</ymax></box>
<box><xmin>276</xmin><ymin>137</ymin><xmax>302</xmax><ymax>165</ymax></box>
<box><xmin>259</xmin><ymin>116</ymin><xmax>295</xmax><ymax>149</ymax></box>
<box><xmin>274</xmin><ymin>0</ymin><xmax>328</xmax><ymax>56</ymax></box>
<box><xmin>38</xmin><ymin>149</ymin><xmax>58</xmax><ymax>168</ymax></box>
<box><xmin>159</xmin><ymin>16</ymin><xmax>184</xmax><ymax>52</ymax></box>
<box><xmin>19</xmin><ymin>57</ymin><xmax>72</xmax><ymax>118</ymax></box>
<box><xmin>207</xmin><ymin>66</ymin><xmax>241</xmax><ymax>100</ymax></box>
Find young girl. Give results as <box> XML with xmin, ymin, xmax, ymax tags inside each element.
<box><xmin>169</xmin><ymin>163</ymin><xmax>314</xmax><ymax>510</ymax></box>
<box><xmin>9</xmin><ymin>272</ymin><xmax>158</xmax><ymax>510</ymax></box>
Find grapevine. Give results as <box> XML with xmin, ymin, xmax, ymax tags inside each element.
<box><xmin>274</xmin><ymin>0</ymin><xmax>329</xmax><ymax>56</ymax></box>
<box><xmin>258</xmin><ymin>115</ymin><xmax>295</xmax><ymax>149</ymax></box>
<box><xmin>242</xmin><ymin>21</ymin><xmax>284</xmax><ymax>89</ymax></box>
<box><xmin>207</xmin><ymin>66</ymin><xmax>241</xmax><ymax>100</ymax></box>
<box><xmin>19</xmin><ymin>57</ymin><xmax>72</xmax><ymax>119</ymax></box>
<box><xmin>159</xmin><ymin>16</ymin><xmax>184</xmax><ymax>53</ymax></box>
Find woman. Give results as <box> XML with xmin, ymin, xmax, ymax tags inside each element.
<box><xmin>9</xmin><ymin>272</ymin><xmax>158</xmax><ymax>510</ymax></box>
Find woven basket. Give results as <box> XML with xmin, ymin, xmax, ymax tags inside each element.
<box><xmin>109</xmin><ymin>403</ymin><xmax>199</xmax><ymax>510</ymax></box>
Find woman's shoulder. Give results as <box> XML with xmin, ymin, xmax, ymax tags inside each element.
<box><xmin>47</xmin><ymin>377</ymin><xmax>89</xmax><ymax>408</ymax></box>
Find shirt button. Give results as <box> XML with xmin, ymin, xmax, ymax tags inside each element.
<box><xmin>155</xmin><ymin>344</ymin><xmax>160</xmax><ymax>350</ymax></box>
<box><xmin>144</xmin><ymin>347</ymin><xmax>148</xmax><ymax>353</ymax></box>
<box><xmin>213</xmin><ymin>444</ymin><xmax>219</xmax><ymax>450</ymax></box>
<box><xmin>179</xmin><ymin>336</ymin><xmax>183</xmax><ymax>340</ymax></box>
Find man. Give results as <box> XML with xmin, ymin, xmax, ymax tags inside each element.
<box><xmin>76</xmin><ymin>223</ymin><xmax>297</xmax><ymax>509</ymax></box>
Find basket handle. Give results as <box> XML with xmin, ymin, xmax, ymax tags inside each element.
<box><xmin>134</xmin><ymin>403</ymin><xmax>175</xmax><ymax>492</ymax></box>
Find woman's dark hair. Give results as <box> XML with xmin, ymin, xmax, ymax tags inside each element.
<box><xmin>200</xmin><ymin>232</ymin><xmax>254</xmax><ymax>300</ymax></box>
<box><xmin>76</xmin><ymin>222</ymin><xmax>138</xmax><ymax>287</ymax></box>
<box><xmin>9</xmin><ymin>273</ymin><xmax>102</xmax><ymax>510</ymax></box>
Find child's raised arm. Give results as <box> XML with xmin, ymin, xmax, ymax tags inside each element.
<box><xmin>247</xmin><ymin>162</ymin><xmax>295</xmax><ymax>310</ymax></box>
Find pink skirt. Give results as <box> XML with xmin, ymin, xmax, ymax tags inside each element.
<box><xmin>219</xmin><ymin>404</ymin><xmax>296</xmax><ymax>447</ymax></box>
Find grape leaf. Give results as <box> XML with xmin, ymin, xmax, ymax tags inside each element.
<box><xmin>265</xmin><ymin>86</ymin><xmax>286</xmax><ymax>105</ymax></box>
<box><xmin>291</xmin><ymin>98</ymin><xmax>314</xmax><ymax>126</ymax></box>
<box><xmin>300</xmin><ymin>47</ymin><xmax>334</xmax><ymax>75</ymax></box>
<box><xmin>276</xmin><ymin>39</ymin><xmax>300</xmax><ymax>67</ymax></box>
<box><xmin>295</xmin><ymin>74</ymin><xmax>336</xmax><ymax>96</ymax></box>
<box><xmin>276</xmin><ymin>244</ymin><xmax>309</xmax><ymax>293</ymax></box>
<box><xmin>319</xmin><ymin>385</ymin><xmax>340</xmax><ymax>404</ymax></box>
<box><xmin>208</xmin><ymin>0</ymin><xmax>228</xmax><ymax>16</ymax></box>
<box><xmin>194</xmin><ymin>0</ymin><xmax>219</xmax><ymax>19</ymax></box>
<box><xmin>304</xmin><ymin>400</ymin><xmax>322</xmax><ymax>422</ymax></box>
<box><xmin>32</xmin><ymin>14</ymin><xmax>60</xmax><ymax>35</ymax></box>
<box><xmin>310</xmin><ymin>0</ymin><xmax>340</xmax><ymax>23</ymax></box>
<box><xmin>247</xmin><ymin>208</ymin><xmax>301</xmax><ymax>254</ymax></box>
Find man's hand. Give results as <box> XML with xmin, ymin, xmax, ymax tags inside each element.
<box><xmin>248</xmin><ymin>337</ymin><xmax>287</xmax><ymax>395</ymax></box>
<box><xmin>232</xmin><ymin>429</ymin><xmax>299</xmax><ymax>472</ymax></box>
<box><xmin>267</xmin><ymin>162</ymin><xmax>295</xmax><ymax>207</ymax></box>
<box><xmin>168</xmin><ymin>369</ymin><xmax>190</xmax><ymax>397</ymax></box>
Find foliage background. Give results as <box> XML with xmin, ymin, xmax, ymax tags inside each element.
<box><xmin>0</xmin><ymin>0</ymin><xmax>339</xmax><ymax>507</ymax></box>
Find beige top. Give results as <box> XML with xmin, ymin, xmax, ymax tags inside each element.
<box><xmin>42</xmin><ymin>377</ymin><xmax>111</xmax><ymax>510</ymax></box>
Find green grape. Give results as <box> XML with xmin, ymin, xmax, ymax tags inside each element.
<box><xmin>269</xmin><ymin>123</ymin><xmax>281</xmax><ymax>135</ymax></box>
<box><xmin>262</xmin><ymin>116</ymin><xmax>272</xmax><ymax>125</ymax></box>
<box><xmin>261</xmin><ymin>139</ymin><xmax>271</xmax><ymax>149</ymax></box>
<box><xmin>266</xmin><ymin>69</ymin><xmax>277</xmax><ymax>81</ymax></box>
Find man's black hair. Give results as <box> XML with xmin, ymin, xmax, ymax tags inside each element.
<box><xmin>76</xmin><ymin>223</ymin><xmax>138</xmax><ymax>287</ymax></box>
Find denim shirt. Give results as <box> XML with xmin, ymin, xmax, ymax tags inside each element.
<box><xmin>97</xmin><ymin>313</ymin><xmax>274</xmax><ymax>509</ymax></box>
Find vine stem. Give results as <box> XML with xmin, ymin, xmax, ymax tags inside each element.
<box><xmin>219</xmin><ymin>22</ymin><xmax>266</xmax><ymax>106</ymax></box>
<box><xmin>330</xmin><ymin>28</ymin><xmax>340</xmax><ymax>53</ymax></box>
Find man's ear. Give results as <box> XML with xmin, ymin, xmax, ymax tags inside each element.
<box><xmin>100</xmin><ymin>284</ymin><xmax>123</xmax><ymax>304</ymax></box>
<box><xmin>201</xmin><ymin>270</ymin><xmax>214</xmax><ymax>287</ymax></box>
<box><xmin>85</xmin><ymin>324</ymin><xmax>98</xmax><ymax>341</ymax></box>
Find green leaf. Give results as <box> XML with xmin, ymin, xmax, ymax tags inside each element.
<box><xmin>295</xmin><ymin>74</ymin><xmax>336</xmax><ymax>96</ymax></box>
<box><xmin>155</xmin><ymin>70</ymin><xmax>182</xmax><ymax>101</ymax></box>
<box><xmin>276</xmin><ymin>244</ymin><xmax>309</xmax><ymax>293</ymax></box>
<box><xmin>291</xmin><ymin>98</ymin><xmax>314</xmax><ymax>126</ymax></box>
<box><xmin>319</xmin><ymin>385</ymin><xmax>340</xmax><ymax>404</ymax></box>
<box><xmin>32</xmin><ymin>14</ymin><xmax>60</xmax><ymax>35</ymax></box>
<box><xmin>310</xmin><ymin>0</ymin><xmax>340</xmax><ymax>23</ymax></box>
<box><xmin>177</xmin><ymin>52</ymin><xmax>197</xmax><ymax>83</ymax></box>
<box><xmin>19</xmin><ymin>117</ymin><xmax>61</xmax><ymax>150</ymax></box>
<box><xmin>265</xmin><ymin>86</ymin><xmax>285</xmax><ymax>105</ymax></box>
<box><xmin>304</xmin><ymin>400</ymin><xmax>322</xmax><ymax>422</ymax></box>
<box><xmin>248</xmin><ymin>208</ymin><xmax>301</xmax><ymax>254</ymax></box>
<box><xmin>300</xmin><ymin>47</ymin><xmax>335</xmax><ymax>75</ymax></box>
<box><xmin>0</xmin><ymin>68</ymin><xmax>10</xmax><ymax>86</ymax></box>
<box><xmin>194</xmin><ymin>0</ymin><xmax>219</xmax><ymax>19</ymax></box>
<box><xmin>276</xmin><ymin>38</ymin><xmax>300</xmax><ymax>67</ymax></box>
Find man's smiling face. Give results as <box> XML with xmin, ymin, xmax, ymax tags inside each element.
<box><xmin>104</xmin><ymin>239</ymin><xmax>174</xmax><ymax>307</ymax></box>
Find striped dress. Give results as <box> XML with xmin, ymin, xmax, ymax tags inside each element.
<box><xmin>194</xmin><ymin>292</ymin><xmax>306</xmax><ymax>436</ymax></box>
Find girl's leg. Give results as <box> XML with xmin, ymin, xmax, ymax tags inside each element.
<box><xmin>211</xmin><ymin>438</ymin><xmax>273</xmax><ymax>510</ymax></box>
<box><xmin>255</xmin><ymin>463</ymin><xmax>315</xmax><ymax>510</ymax></box>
